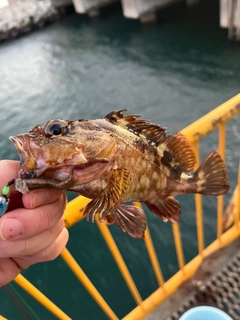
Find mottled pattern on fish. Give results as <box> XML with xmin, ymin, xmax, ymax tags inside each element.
<box><xmin>10</xmin><ymin>110</ymin><xmax>230</xmax><ymax>238</ymax></box>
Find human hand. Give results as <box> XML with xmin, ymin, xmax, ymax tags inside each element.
<box><xmin>0</xmin><ymin>160</ymin><xmax>69</xmax><ymax>286</ymax></box>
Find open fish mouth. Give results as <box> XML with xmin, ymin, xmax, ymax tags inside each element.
<box><xmin>9</xmin><ymin>136</ymin><xmax>27</xmax><ymax>165</ymax></box>
<box><xmin>9</xmin><ymin>135</ymin><xmax>38</xmax><ymax>178</ymax></box>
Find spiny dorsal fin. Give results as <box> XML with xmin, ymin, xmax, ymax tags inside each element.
<box><xmin>105</xmin><ymin>109</ymin><xmax>142</xmax><ymax>126</ymax></box>
<box><xmin>105</xmin><ymin>109</ymin><xmax>167</xmax><ymax>146</ymax></box>
<box><xmin>158</xmin><ymin>132</ymin><xmax>196</xmax><ymax>173</ymax></box>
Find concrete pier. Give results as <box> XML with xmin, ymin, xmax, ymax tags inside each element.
<box><xmin>71</xmin><ymin>0</ymin><xmax>117</xmax><ymax>17</ymax></box>
<box><xmin>121</xmin><ymin>0</ymin><xmax>181</xmax><ymax>22</ymax></box>
<box><xmin>0</xmin><ymin>0</ymin><xmax>62</xmax><ymax>41</ymax></box>
<box><xmin>1</xmin><ymin>0</ymin><xmax>240</xmax><ymax>41</ymax></box>
<box><xmin>220</xmin><ymin>0</ymin><xmax>240</xmax><ymax>40</ymax></box>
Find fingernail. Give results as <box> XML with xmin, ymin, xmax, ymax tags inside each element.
<box><xmin>0</xmin><ymin>218</ymin><xmax>24</xmax><ymax>240</ymax></box>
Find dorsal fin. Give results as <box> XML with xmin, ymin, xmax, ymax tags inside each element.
<box><xmin>105</xmin><ymin>109</ymin><xmax>142</xmax><ymax>126</ymax></box>
<box><xmin>159</xmin><ymin>132</ymin><xmax>196</xmax><ymax>173</ymax></box>
<box><xmin>105</xmin><ymin>109</ymin><xmax>167</xmax><ymax>146</ymax></box>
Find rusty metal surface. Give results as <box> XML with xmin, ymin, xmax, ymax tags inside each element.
<box><xmin>166</xmin><ymin>248</ymin><xmax>240</xmax><ymax>320</ymax></box>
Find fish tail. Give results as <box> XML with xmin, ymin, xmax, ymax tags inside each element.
<box><xmin>191</xmin><ymin>150</ymin><xmax>229</xmax><ymax>196</ymax></box>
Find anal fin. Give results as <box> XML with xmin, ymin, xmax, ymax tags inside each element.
<box><xmin>145</xmin><ymin>198</ymin><xmax>181</xmax><ymax>224</ymax></box>
<box><xmin>111</xmin><ymin>205</ymin><xmax>147</xmax><ymax>238</ymax></box>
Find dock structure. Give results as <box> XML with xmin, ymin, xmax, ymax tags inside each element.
<box><xmin>121</xmin><ymin>0</ymin><xmax>181</xmax><ymax>23</ymax></box>
<box><xmin>71</xmin><ymin>0</ymin><xmax>118</xmax><ymax>17</ymax></box>
<box><xmin>220</xmin><ymin>0</ymin><xmax>240</xmax><ymax>40</ymax></box>
<box><xmin>0</xmin><ymin>0</ymin><xmax>61</xmax><ymax>41</ymax></box>
<box><xmin>1</xmin><ymin>0</ymin><xmax>240</xmax><ymax>41</ymax></box>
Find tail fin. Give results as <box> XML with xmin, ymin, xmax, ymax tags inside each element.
<box><xmin>193</xmin><ymin>150</ymin><xmax>229</xmax><ymax>196</ymax></box>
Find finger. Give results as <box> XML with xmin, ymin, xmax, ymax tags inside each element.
<box><xmin>0</xmin><ymin>258</ymin><xmax>21</xmax><ymax>287</ymax></box>
<box><xmin>0</xmin><ymin>160</ymin><xmax>20</xmax><ymax>187</ymax></box>
<box><xmin>0</xmin><ymin>193</ymin><xmax>67</xmax><ymax>241</ymax></box>
<box><xmin>14</xmin><ymin>228</ymin><xmax>69</xmax><ymax>269</ymax></box>
<box><xmin>22</xmin><ymin>189</ymin><xmax>67</xmax><ymax>209</ymax></box>
<box><xmin>0</xmin><ymin>219</ymin><xmax>64</xmax><ymax>258</ymax></box>
<box><xmin>0</xmin><ymin>160</ymin><xmax>23</xmax><ymax>212</ymax></box>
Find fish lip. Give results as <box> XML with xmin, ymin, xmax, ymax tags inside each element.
<box><xmin>9</xmin><ymin>135</ymin><xmax>38</xmax><ymax>178</ymax></box>
<box><xmin>9</xmin><ymin>135</ymin><xmax>23</xmax><ymax>152</ymax></box>
<box><xmin>9</xmin><ymin>135</ymin><xmax>27</xmax><ymax>165</ymax></box>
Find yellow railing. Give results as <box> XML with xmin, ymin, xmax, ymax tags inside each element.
<box><xmin>11</xmin><ymin>94</ymin><xmax>240</xmax><ymax>320</ymax></box>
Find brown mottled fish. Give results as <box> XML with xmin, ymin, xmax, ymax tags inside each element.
<box><xmin>10</xmin><ymin>110</ymin><xmax>229</xmax><ymax>238</ymax></box>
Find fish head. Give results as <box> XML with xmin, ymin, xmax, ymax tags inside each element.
<box><xmin>10</xmin><ymin>119</ymin><xmax>114</xmax><ymax>181</ymax></box>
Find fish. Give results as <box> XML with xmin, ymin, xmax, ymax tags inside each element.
<box><xmin>9</xmin><ymin>110</ymin><xmax>230</xmax><ymax>238</ymax></box>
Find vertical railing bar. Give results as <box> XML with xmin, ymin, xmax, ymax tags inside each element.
<box><xmin>14</xmin><ymin>274</ymin><xmax>72</xmax><ymax>320</ymax></box>
<box><xmin>217</xmin><ymin>123</ymin><xmax>226</xmax><ymax>241</ymax></box>
<box><xmin>61</xmin><ymin>248</ymin><xmax>119</xmax><ymax>320</ymax></box>
<box><xmin>144</xmin><ymin>227</ymin><xmax>166</xmax><ymax>288</ymax></box>
<box><xmin>133</xmin><ymin>202</ymin><xmax>165</xmax><ymax>288</ymax></box>
<box><xmin>95</xmin><ymin>219</ymin><xmax>143</xmax><ymax>305</ymax></box>
<box><xmin>193</xmin><ymin>142</ymin><xmax>204</xmax><ymax>256</ymax></box>
<box><xmin>235</xmin><ymin>161</ymin><xmax>240</xmax><ymax>227</ymax></box>
<box><xmin>172</xmin><ymin>224</ymin><xmax>185</xmax><ymax>271</ymax></box>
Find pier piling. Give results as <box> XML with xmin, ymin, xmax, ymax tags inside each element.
<box><xmin>220</xmin><ymin>0</ymin><xmax>240</xmax><ymax>41</ymax></box>
<box><xmin>71</xmin><ymin>0</ymin><xmax>117</xmax><ymax>16</ymax></box>
<box><xmin>121</xmin><ymin>0</ymin><xmax>180</xmax><ymax>21</ymax></box>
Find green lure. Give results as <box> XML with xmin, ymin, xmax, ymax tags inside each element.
<box><xmin>0</xmin><ymin>179</ymin><xmax>15</xmax><ymax>217</ymax></box>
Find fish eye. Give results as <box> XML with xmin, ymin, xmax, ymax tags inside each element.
<box><xmin>43</xmin><ymin>120</ymin><xmax>68</xmax><ymax>137</ymax></box>
<box><xmin>49</xmin><ymin>124</ymin><xmax>63</xmax><ymax>135</ymax></box>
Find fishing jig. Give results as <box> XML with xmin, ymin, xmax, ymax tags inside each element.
<box><xmin>0</xmin><ymin>179</ymin><xmax>15</xmax><ymax>217</ymax></box>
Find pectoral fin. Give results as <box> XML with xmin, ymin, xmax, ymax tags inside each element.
<box><xmin>111</xmin><ymin>204</ymin><xmax>147</xmax><ymax>238</ymax></box>
<box><xmin>145</xmin><ymin>198</ymin><xmax>181</xmax><ymax>224</ymax></box>
<box><xmin>84</xmin><ymin>168</ymin><xmax>131</xmax><ymax>222</ymax></box>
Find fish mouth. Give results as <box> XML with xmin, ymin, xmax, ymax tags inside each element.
<box><xmin>9</xmin><ymin>135</ymin><xmax>37</xmax><ymax>179</ymax></box>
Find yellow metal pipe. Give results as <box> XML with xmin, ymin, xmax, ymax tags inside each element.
<box><xmin>217</xmin><ymin>195</ymin><xmax>224</xmax><ymax>241</ymax></box>
<box><xmin>181</xmin><ymin>93</ymin><xmax>240</xmax><ymax>143</ymax></box>
<box><xmin>222</xmin><ymin>184</ymin><xmax>239</xmax><ymax>231</ymax></box>
<box><xmin>96</xmin><ymin>219</ymin><xmax>142</xmax><ymax>305</ymax></box>
<box><xmin>63</xmin><ymin>195</ymin><xmax>91</xmax><ymax>228</ymax></box>
<box><xmin>144</xmin><ymin>227</ymin><xmax>165</xmax><ymax>288</ymax></box>
<box><xmin>61</xmin><ymin>248</ymin><xmax>118</xmax><ymax>320</ymax></box>
<box><xmin>133</xmin><ymin>202</ymin><xmax>165</xmax><ymax>288</ymax></box>
<box><xmin>192</xmin><ymin>142</ymin><xmax>204</xmax><ymax>256</ymax></box>
<box><xmin>172</xmin><ymin>224</ymin><xmax>185</xmax><ymax>271</ymax></box>
<box><xmin>218</xmin><ymin>123</ymin><xmax>226</xmax><ymax>158</ymax></box>
<box><xmin>122</xmin><ymin>222</ymin><xmax>240</xmax><ymax>320</ymax></box>
<box><xmin>195</xmin><ymin>194</ymin><xmax>204</xmax><ymax>255</ymax></box>
<box><xmin>217</xmin><ymin>124</ymin><xmax>226</xmax><ymax>241</ymax></box>
<box><xmin>235</xmin><ymin>162</ymin><xmax>240</xmax><ymax>227</ymax></box>
<box><xmin>14</xmin><ymin>274</ymin><xmax>71</xmax><ymax>320</ymax></box>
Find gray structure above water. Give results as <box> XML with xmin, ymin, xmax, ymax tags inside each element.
<box><xmin>1</xmin><ymin>0</ymin><xmax>240</xmax><ymax>41</ymax></box>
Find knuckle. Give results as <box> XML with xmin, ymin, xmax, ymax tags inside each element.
<box><xmin>13</xmin><ymin>257</ymin><xmax>31</xmax><ymax>270</ymax></box>
<box><xmin>19</xmin><ymin>238</ymin><xmax>29</xmax><ymax>256</ymax></box>
<box><xmin>42</xmin><ymin>248</ymin><xmax>59</xmax><ymax>262</ymax></box>
<box><xmin>38</xmin><ymin>206</ymin><xmax>52</xmax><ymax>233</ymax></box>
